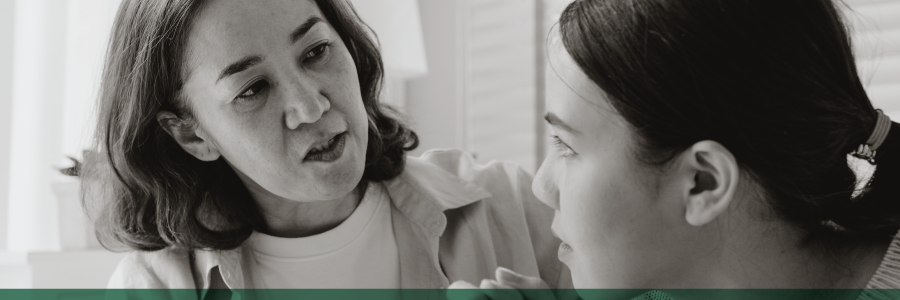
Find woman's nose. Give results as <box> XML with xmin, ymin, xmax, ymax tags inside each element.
<box><xmin>284</xmin><ymin>80</ymin><xmax>331</xmax><ymax>129</ymax></box>
<box><xmin>533</xmin><ymin>155</ymin><xmax>561</xmax><ymax>210</ymax></box>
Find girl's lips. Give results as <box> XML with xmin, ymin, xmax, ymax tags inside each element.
<box><xmin>558</xmin><ymin>241</ymin><xmax>573</xmax><ymax>258</ymax></box>
<box><xmin>552</xmin><ymin>225</ymin><xmax>573</xmax><ymax>257</ymax></box>
<box><xmin>559</xmin><ymin>242</ymin><xmax>572</xmax><ymax>252</ymax></box>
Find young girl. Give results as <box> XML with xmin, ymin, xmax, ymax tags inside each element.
<box><xmin>459</xmin><ymin>0</ymin><xmax>900</xmax><ymax>299</ymax></box>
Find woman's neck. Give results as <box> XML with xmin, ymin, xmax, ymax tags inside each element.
<box><xmin>252</xmin><ymin>181</ymin><xmax>368</xmax><ymax>238</ymax></box>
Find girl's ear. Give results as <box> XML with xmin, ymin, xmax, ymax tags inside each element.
<box><xmin>157</xmin><ymin>111</ymin><xmax>221</xmax><ymax>161</ymax></box>
<box><xmin>672</xmin><ymin>140</ymin><xmax>740</xmax><ymax>226</ymax></box>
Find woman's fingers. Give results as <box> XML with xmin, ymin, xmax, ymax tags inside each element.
<box><xmin>495</xmin><ymin>267</ymin><xmax>549</xmax><ymax>289</ymax></box>
<box><xmin>447</xmin><ymin>280</ymin><xmax>490</xmax><ymax>300</ymax></box>
<box><xmin>479</xmin><ymin>279</ymin><xmax>524</xmax><ymax>300</ymax></box>
<box><xmin>449</xmin><ymin>280</ymin><xmax>480</xmax><ymax>289</ymax></box>
<box><xmin>446</xmin><ymin>268</ymin><xmax>557</xmax><ymax>300</ymax></box>
<box><xmin>495</xmin><ymin>267</ymin><xmax>557</xmax><ymax>300</ymax></box>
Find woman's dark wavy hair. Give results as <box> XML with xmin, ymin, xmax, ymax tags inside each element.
<box><xmin>82</xmin><ymin>0</ymin><xmax>418</xmax><ymax>251</ymax></box>
<box><xmin>559</xmin><ymin>0</ymin><xmax>900</xmax><ymax>241</ymax></box>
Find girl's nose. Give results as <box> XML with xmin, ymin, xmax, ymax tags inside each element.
<box><xmin>533</xmin><ymin>154</ymin><xmax>561</xmax><ymax>210</ymax></box>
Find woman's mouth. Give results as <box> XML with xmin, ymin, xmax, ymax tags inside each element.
<box><xmin>304</xmin><ymin>132</ymin><xmax>347</xmax><ymax>162</ymax></box>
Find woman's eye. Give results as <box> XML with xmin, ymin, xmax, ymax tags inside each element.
<box><xmin>304</xmin><ymin>43</ymin><xmax>330</xmax><ymax>62</ymax></box>
<box><xmin>237</xmin><ymin>80</ymin><xmax>269</xmax><ymax>100</ymax></box>
<box><xmin>550</xmin><ymin>135</ymin><xmax>576</xmax><ymax>157</ymax></box>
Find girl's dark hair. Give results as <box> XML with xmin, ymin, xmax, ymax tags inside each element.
<box><xmin>82</xmin><ymin>0</ymin><xmax>418</xmax><ymax>251</ymax></box>
<box><xmin>559</xmin><ymin>0</ymin><xmax>900</xmax><ymax>239</ymax></box>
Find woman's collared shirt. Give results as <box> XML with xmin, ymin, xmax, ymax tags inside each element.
<box><xmin>106</xmin><ymin>149</ymin><xmax>572</xmax><ymax>298</ymax></box>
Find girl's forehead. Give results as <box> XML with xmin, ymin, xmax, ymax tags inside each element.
<box><xmin>546</xmin><ymin>43</ymin><xmax>612</xmax><ymax>115</ymax></box>
<box><xmin>546</xmin><ymin>41</ymin><xmax>630</xmax><ymax>143</ymax></box>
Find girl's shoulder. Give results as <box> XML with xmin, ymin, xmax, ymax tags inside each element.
<box><xmin>859</xmin><ymin>231</ymin><xmax>900</xmax><ymax>300</ymax></box>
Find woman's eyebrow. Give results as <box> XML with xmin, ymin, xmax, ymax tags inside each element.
<box><xmin>217</xmin><ymin>56</ymin><xmax>263</xmax><ymax>82</ymax></box>
<box><xmin>290</xmin><ymin>16</ymin><xmax>323</xmax><ymax>44</ymax></box>
<box><xmin>215</xmin><ymin>16</ymin><xmax>323</xmax><ymax>83</ymax></box>
<box><xmin>544</xmin><ymin>112</ymin><xmax>581</xmax><ymax>135</ymax></box>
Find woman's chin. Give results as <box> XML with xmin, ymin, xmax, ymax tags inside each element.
<box><xmin>294</xmin><ymin>146</ymin><xmax>366</xmax><ymax>195</ymax></box>
<box><xmin>290</xmin><ymin>174</ymin><xmax>365</xmax><ymax>202</ymax></box>
<box><xmin>297</xmin><ymin>164</ymin><xmax>366</xmax><ymax>201</ymax></box>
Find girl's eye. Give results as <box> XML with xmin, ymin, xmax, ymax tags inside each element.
<box><xmin>550</xmin><ymin>135</ymin><xmax>576</xmax><ymax>157</ymax></box>
<box><xmin>304</xmin><ymin>43</ymin><xmax>330</xmax><ymax>62</ymax></box>
<box><xmin>237</xmin><ymin>80</ymin><xmax>269</xmax><ymax>100</ymax></box>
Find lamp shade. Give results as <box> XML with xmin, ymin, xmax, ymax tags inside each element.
<box><xmin>349</xmin><ymin>0</ymin><xmax>428</xmax><ymax>79</ymax></box>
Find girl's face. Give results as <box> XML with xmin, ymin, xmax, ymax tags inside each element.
<box><xmin>533</xmin><ymin>40</ymin><xmax>711</xmax><ymax>293</ymax></box>
<box><xmin>178</xmin><ymin>0</ymin><xmax>368</xmax><ymax>202</ymax></box>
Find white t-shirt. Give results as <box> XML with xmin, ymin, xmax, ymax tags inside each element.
<box><xmin>245</xmin><ymin>182</ymin><xmax>401</xmax><ymax>288</ymax></box>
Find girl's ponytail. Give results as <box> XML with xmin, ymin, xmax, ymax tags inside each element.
<box><xmin>832</xmin><ymin>114</ymin><xmax>900</xmax><ymax>237</ymax></box>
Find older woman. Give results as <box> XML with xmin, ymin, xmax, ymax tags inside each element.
<box><xmin>456</xmin><ymin>0</ymin><xmax>900</xmax><ymax>299</ymax></box>
<box><xmin>83</xmin><ymin>0</ymin><xmax>570</xmax><ymax>296</ymax></box>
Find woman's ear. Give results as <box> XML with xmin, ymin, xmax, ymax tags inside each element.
<box><xmin>157</xmin><ymin>111</ymin><xmax>221</xmax><ymax>161</ymax></box>
<box><xmin>675</xmin><ymin>140</ymin><xmax>740</xmax><ymax>226</ymax></box>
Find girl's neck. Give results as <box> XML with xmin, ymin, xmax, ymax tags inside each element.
<box><xmin>708</xmin><ymin>219</ymin><xmax>889</xmax><ymax>288</ymax></box>
<box><xmin>669</xmin><ymin>224</ymin><xmax>889</xmax><ymax>300</ymax></box>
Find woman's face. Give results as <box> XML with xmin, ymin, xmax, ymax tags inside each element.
<box><xmin>533</xmin><ymin>41</ymin><xmax>702</xmax><ymax>292</ymax></box>
<box><xmin>179</xmin><ymin>0</ymin><xmax>368</xmax><ymax>202</ymax></box>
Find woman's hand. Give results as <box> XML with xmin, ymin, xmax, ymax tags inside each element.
<box><xmin>446</xmin><ymin>267</ymin><xmax>557</xmax><ymax>300</ymax></box>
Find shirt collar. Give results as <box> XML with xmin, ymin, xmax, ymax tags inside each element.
<box><xmin>193</xmin><ymin>248</ymin><xmax>244</xmax><ymax>294</ymax></box>
<box><xmin>383</xmin><ymin>154</ymin><xmax>493</xmax><ymax>236</ymax></box>
<box><xmin>194</xmin><ymin>153</ymin><xmax>493</xmax><ymax>291</ymax></box>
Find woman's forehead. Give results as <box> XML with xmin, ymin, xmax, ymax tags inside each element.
<box><xmin>189</xmin><ymin>0</ymin><xmax>325</xmax><ymax>49</ymax></box>
<box><xmin>181</xmin><ymin>0</ymin><xmax>332</xmax><ymax>91</ymax></box>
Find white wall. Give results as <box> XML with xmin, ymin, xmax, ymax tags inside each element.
<box><xmin>843</xmin><ymin>0</ymin><xmax>900</xmax><ymax>118</ymax></box>
<box><xmin>349</xmin><ymin>0</ymin><xmax>428</xmax><ymax>109</ymax></box>
<box><xmin>61</xmin><ymin>0</ymin><xmax>122</xmax><ymax>160</ymax></box>
<box><xmin>407</xmin><ymin>0</ymin><xmax>546</xmax><ymax>173</ymax></box>
<box><xmin>6</xmin><ymin>0</ymin><xmax>120</xmax><ymax>252</ymax></box>
<box><xmin>465</xmin><ymin>0</ymin><xmax>538</xmax><ymax>172</ymax></box>
<box><xmin>8</xmin><ymin>0</ymin><xmax>69</xmax><ymax>251</ymax></box>
<box><xmin>0</xmin><ymin>0</ymin><xmax>15</xmax><ymax>250</ymax></box>
<box><xmin>407</xmin><ymin>0</ymin><xmax>468</xmax><ymax>155</ymax></box>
